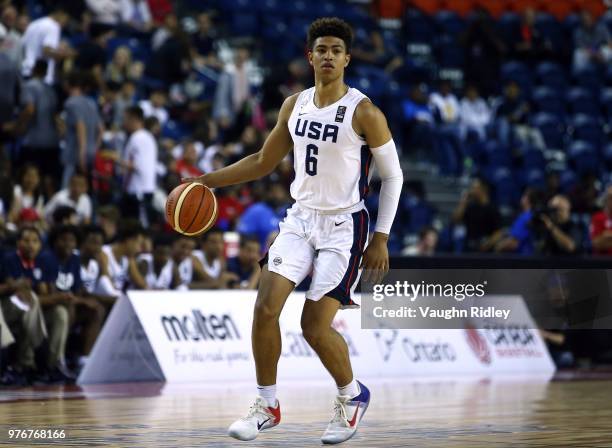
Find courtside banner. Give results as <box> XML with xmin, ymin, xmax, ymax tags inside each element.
<box><xmin>78</xmin><ymin>291</ymin><xmax>554</xmax><ymax>384</ymax></box>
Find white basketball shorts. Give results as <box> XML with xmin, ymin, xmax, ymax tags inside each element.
<box><xmin>261</xmin><ymin>203</ymin><xmax>369</xmax><ymax>309</ymax></box>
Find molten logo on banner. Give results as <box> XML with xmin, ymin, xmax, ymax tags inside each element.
<box><xmin>464</xmin><ymin>328</ymin><xmax>492</xmax><ymax>365</ymax></box>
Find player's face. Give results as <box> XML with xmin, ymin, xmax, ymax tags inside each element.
<box><xmin>125</xmin><ymin>235</ymin><xmax>144</xmax><ymax>257</ymax></box>
<box><xmin>153</xmin><ymin>245</ymin><xmax>171</xmax><ymax>266</ymax></box>
<box><xmin>55</xmin><ymin>232</ymin><xmax>77</xmax><ymax>259</ymax></box>
<box><xmin>203</xmin><ymin>233</ymin><xmax>224</xmax><ymax>258</ymax></box>
<box><xmin>173</xmin><ymin>238</ymin><xmax>195</xmax><ymax>262</ymax></box>
<box><xmin>18</xmin><ymin>230</ymin><xmax>41</xmax><ymax>260</ymax></box>
<box><xmin>308</xmin><ymin>36</ymin><xmax>350</xmax><ymax>81</ymax></box>
<box><xmin>82</xmin><ymin>233</ymin><xmax>103</xmax><ymax>257</ymax></box>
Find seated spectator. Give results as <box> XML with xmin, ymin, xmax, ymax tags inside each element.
<box><xmin>79</xmin><ymin>225</ymin><xmax>120</xmax><ymax>302</ymax></box>
<box><xmin>591</xmin><ymin>186</ymin><xmax>612</xmax><ymax>255</ymax></box>
<box><xmin>402</xmin><ymin>83</ymin><xmax>435</xmax><ymax>160</ymax></box>
<box><xmin>459</xmin><ymin>84</ymin><xmax>491</xmax><ymax>141</ymax></box>
<box><xmin>237</xmin><ymin>182</ymin><xmax>289</xmax><ymax>249</ymax></box>
<box><xmin>193</xmin><ymin>228</ymin><xmax>239</xmax><ymax>288</ymax></box>
<box><xmin>97</xmin><ymin>205</ymin><xmax>120</xmax><ymax>243</ymax></box>
<box><xmin>0</xmin><ymin>231</ymin><xmax>47</xmax><ymax>383</ymax></box>
<box><xmin>227</xmin><ymin>235</ymin><xmax>261</xmax><ymax>289</ymax></box>
<box><xmin>3</xmin><ymin>227</ymin><xmax>75</xmax><ymax>382</ymax></box>
<box><xmin>495</xmin><ymin>188</ymin><xmax>544</xmax><ymax>255</ymax></box>
<box><xmin>138</xmin><ymin>234</ymin><xmax>179</xmax><ymax>289</ymax></box>
<box><xmin>171</xmin><ymin>235</ymin><xmax>220</xmax><ymax>289</ymax></box>
<box><xmin>139</xmin><ymin>88</ymin><xmax>169</xmax><ymax>126</ymax></box>
<box><xmin>452</xmin><ymin>178</ymin><xmax>502</xmax><ymax>252</ymax></box>
<box><xmin>120</xmin><ymin>0</ymin><xmax>153</xmax><ymax>33</ymax></box>
<box><xmin>402</xmin><ymin>226</ymin><xmax>438</xmax><ymax>256</ymax></box>
<box><xmin>494</xmin><ymin>81</ymin><xmax>545</xmax><ymax>148</ymax></box>
<box><xmin>429</xmin><ymin>80</ymin><xmax>460</xmax><ymax>125</ymax></box>
<box><xmin>86</xmin><ymin>0</ymin><xmax>120</xmax><ymax>26</ymax></box>
<box><xmin>191</xmin><ymin>12</ymin><xmax>221</xmax><ymax>69</ymax></box>
<box><xmin>175</xmin><ymin>140</ymin><xmax>203</xmax><ymax>179</ymax></box>
<box><xmin>513</xmin><ymin>7</ymin><xmax>553</xmax><ymax>65</ymax></box>
<box><xmin>573</xmin><ymin>9</ymin><xmax>612</xmax><ymax>70</ymax></box>
<box><xmin>535</xmin><ymin>195</ymin><xmax>580</xmax><ymax>255</ymax></box>
<box><xmin>47</xmin><ymin>225</ymin><xmax>105</xmax><ymax>366</ymax></box>
<box><xmin>215</xmin><ymin>185</ymin><xmax>246</xmax><ymax>230</ymax></box>
<box><xmin>51</xmin><ymin>206</ymin><xmax>79</xmax><ymax>226</ymax></box>
<box><xmin>104</xmin><ymin>46</ymin><xmax>141</xmax><ymax>84</ymax></box>
<box><xmin>100</xmin><ymin>220</ymin><xmax>147</xmax><ymax>291</ymax></box>
<box><xmin>8</xmin><ymin>164</ymin><xmax>47</xmax><ymax>232</ymax></box>
<box><xmin>44</xmin><ymin>173</ymin><xmax>92</xmax><ymax>224</ymax></box>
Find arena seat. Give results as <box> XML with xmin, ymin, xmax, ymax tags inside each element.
<box><xmin>566</xmin><ymin>87</ymin><xmax>599</xmax><ymax>117</ymax></box>
<box><xmin>571</xmin><ymin>114</ymin><xmax>603</xmax><ymax>148</ymax></box>
<box><xmin>532</xmin><ymin>86</ymin><xmax>565</xmax><ymax>117</ymax></box>
<box><xmin>567</xmin><ymin>140</ymin><xmax>600</xmax><ymax>176</ymax></box>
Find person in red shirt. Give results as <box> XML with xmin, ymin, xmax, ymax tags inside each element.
<box><xmin>175</xmin><ymin>141</ymin><xmax>203</xmax><ymax>179</ymax></box>
<box><xmin>590</xmin><ymin>186</ymin><xmax>612</xmax><ymax>255</ymax></box>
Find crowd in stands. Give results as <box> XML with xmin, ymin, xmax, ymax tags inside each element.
<box><xmin>1</xmin><ymin>0</ymin><xmax>612</xmax><ymax>383</ymax></box>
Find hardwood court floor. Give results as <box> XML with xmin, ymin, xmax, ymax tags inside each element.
<box><xmin>1</xmin><ymin>375</ymin><xmax>612</xmax><ymax>447</ymax></box>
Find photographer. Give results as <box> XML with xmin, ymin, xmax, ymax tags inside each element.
<box><xmin>495</xmin><ymin>188</ymin><xmax>544</xmax><ymax>255</ymax></box>
<box><xmin>536</xmin><ymin>195</ymin><xmax>580</xmax><ymax>255</ymax></box>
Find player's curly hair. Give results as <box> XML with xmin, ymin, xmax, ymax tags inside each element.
<box><xmin>307</xmin><ymin>17</ymin><xmax>353</xmax><ymax>53</ymax></box>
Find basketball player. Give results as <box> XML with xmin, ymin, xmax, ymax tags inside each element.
<box><xmin>184</xmin><ymin>18</ymin><xmax>403</xmax><ymax>444</ymax></box>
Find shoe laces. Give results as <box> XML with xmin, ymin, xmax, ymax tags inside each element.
<box><xmin>330</xmin><ymin>396</ymin><xmax>350</xmax><ymax>426</ymax></box>
<box><xmin>245</xmin><ymin>397</ymin><xmax>272</xmax><ymax>420</ymax></box>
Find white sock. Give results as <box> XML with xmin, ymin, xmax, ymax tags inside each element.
<box><xmin>257</xmin><ymin>384</ymin><xmax>277</xmax><ymax>407</ymax></box>
<box><xmin>338</xmin><ymin>379</ymin><xmax>360</xmax><ymax>398</ymax></box>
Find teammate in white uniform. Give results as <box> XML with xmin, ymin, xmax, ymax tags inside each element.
<box><xmin>137</xmin><ymin>235</ymin><xmax>178</xmax><ymax>290</ymax></box>
<box><xmin>99</xmin><ymin>221</ymin><xmax>147</xmax><ymax>292</ymax></box>
<box><xmin>79</xmin><ymin>225</ymin><xmax>120</xmax><ymax>300</ymax></box>
<box><xmin>183</xmin><ymin>18</ymin><xmax>403</xmax><ymax>445</ymax></box>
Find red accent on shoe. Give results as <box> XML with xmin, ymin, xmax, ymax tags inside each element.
<box><xmin>267</xmin><ymin>402</ymin><xmax>281</xmax><ymax>424</ymax></box>
<box><xmin>347</xmin><ymin>405</ymin><xmax>360</xmax><ymax>427</ymax></box>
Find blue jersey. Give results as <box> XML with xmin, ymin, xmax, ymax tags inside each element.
<box><xmin>3</xmin><ymin>250</ymin><xmax>55</xmax><ymax>288</ymax></box>
<box><xmin>48</xmin><ymin>252</ymin><xmax>83</xmax><ymax>293</ymax></box>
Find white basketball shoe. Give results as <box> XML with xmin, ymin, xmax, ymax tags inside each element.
<box><xmin>321</xmin><ymin>381</ymin><xmax>370</xmax><ymax>444</ymax></box>
<box><xmin>227</xmin><ymin>397</ymin><xmax>281</xmax><ymax>441</ymax></box>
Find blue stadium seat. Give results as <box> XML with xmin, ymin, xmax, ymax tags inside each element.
<box><xmin>572</xmin><ymin>64</ymin><xmax>602</xmax><ymax>95</ymax></box>
<box><xmin>571</xmin><ymin>114</ymin><xmax>603</xmax><ymax>148</ymax></box>
<box><xmin>522</xmin><ymin>146</ymin><xmax>546</xmax><ymax>170</ymax></box>
<box><xmin>559</xmin><ymin>169</ymin><xmax>577</xmax><ymax>193</ymax></box>
<box><xmin>490</xmin><ymin>167</ymin><xmax>517</xmax><ymax>207</ymax></box>
<box><xmin>566</xmin><ymin>87</ymin><xmax>599</xmax><ymax>117</ymax></box>
<box><xmin>497</xmin><ymin>12</ymin><xmax>520</xmax><ymax>49</ymax></box>
<box><xmin>483</xmin><ymin>141</ymin><xmax>512</xmax><ymax>168</ymax></box>
<box><xmin>567</xmin><ymin>141</ymin><xmax>600</xmax><ymax>176</ymax></box>
<box><xmin>601</xmin><ymin>88</ymin><xmax>612</xmax><ymax>119</ymax></box>
<box><xmin>532</xmin><ymin>86</ymin><xmax>565</xmax><ymax>117</ymax></box>
<box><xmin>535</xmin><ymin>62</ymin><xmax>567</xmax><ymax>91</ymax></box>
<box><xmin>524</xmin><ymin>168</ymin><xmax>546</xmax><ymax>188</ymax></box>
<box><xmin>230</xmin><ymin>13</ymin><xmax>260</xmax><ymax>36</ymax></box>
<box><xmin>436</xmin><ymin>35</ymin><xmax>464</xmax><ymax>68</ymax></box>
<box><xmin>501</xmin><ymin>61</ymin><xmax>532</xmax><ymax>96</ymax></box>
<box><xmin>603</xmin><ymin>143</ymin><xmax>612</xmax><ymax>169</ymax></box>
<box><xmin>531</xmin><ymin>112</ymin><xmax>565</xmax><ymax>149</ymax></box>
<box><xmin>403</xmin><ymin>9</ymin><xmax>436</xmax><ymax>43</ymax></box>
<box><xmin>434</xmin><ymin>10</ymin><xmax>465</xmax><ymax>36</ymax></box>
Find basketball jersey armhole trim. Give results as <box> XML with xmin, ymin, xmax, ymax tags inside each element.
<box><xmin>348</xmin><ymin>96</ymin><xmax>370</xmax><ymax>145</ymax></box>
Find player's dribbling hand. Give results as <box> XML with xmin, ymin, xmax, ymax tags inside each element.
<box><xmin>181</xmin><ymin>174</ymin><xmax>208</xmax><ymax>185</ymax></box>
<box><xmin>360</xmin><ymin>232</ymin><xmax>389</xmax><ymax>285</ymax></box>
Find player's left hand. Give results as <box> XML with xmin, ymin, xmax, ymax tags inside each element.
<box><xmin>361</xmin><ymin>232</ymin><xmax>389</xmax><ymax>285</ymax></box>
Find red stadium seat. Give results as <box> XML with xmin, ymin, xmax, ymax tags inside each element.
<box><xmin>409</xmin><ymin>0</ymin><xmax>443</xmax><ymax>15</ymax></box>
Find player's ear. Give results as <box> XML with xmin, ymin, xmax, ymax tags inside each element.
<box><xmin>307</xmin><ymin>51</ymin><xmax>314</xmax><ymax>67</ymax></box>
<box><xmin>344</xmin><ymin>53</ymin><xmax>350</xmax><ymax>67</ymax></box>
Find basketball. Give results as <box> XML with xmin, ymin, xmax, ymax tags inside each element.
<box><xmin>165</xmin><ymin>182</ymin><xmax>218</xmax><ymax>236</ymax></box>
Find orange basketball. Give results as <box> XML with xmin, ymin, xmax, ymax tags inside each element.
<box><xmin>165</xmin><ymin>182</ymin><xmax>218</xmax><ymax>236</ymax></box>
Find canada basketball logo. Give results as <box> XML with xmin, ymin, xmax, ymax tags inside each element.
<box><xmin>464</xmin><ymin>328</ymin><xmax>492</xmax><ymax>365</ymax></box>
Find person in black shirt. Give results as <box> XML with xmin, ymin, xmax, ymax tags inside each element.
<box><xmin>75</xmin><ymin>23</ymin><xmax>115</xmax><ymax>88</ymax></box>
<box><xmin>48</xmin><ymin>225</ymin><xmax>105</xmax><ymax>362</ymax></box>
<box><xmin>536</xmin><ymin>194</ymin><xmax>580</xmax><ymax>255</ymax></box>
<box><xmin>452</xmin><ymin>178</ymin><xmax>502</xmax><ymax>252</ymax></box>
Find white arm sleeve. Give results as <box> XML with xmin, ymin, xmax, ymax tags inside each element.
<box><xmin>371</xmin><ymin>139</ymin><xmax>403</xmax><ymax>234</ymax></box>
<box><xmin>96</xmin><ymin>275</ymin><xmax>121</xmax><ymax>298</ymax></box>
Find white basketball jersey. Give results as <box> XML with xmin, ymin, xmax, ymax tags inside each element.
<box><xmin>288</xmin><ymin>87</ymin><xmax>373</xmax><ymax>211</ymax></box>
<box><xmin>193</xmin><ymin>249</ymin><xmax>222</xmax><ymax>279</ymax></box>
<box><xmin>177</xmin><ymin>256</ymin><xmax>194</xmax><ymax>286</ymax></box>
<box><xmin>138</xmin><ymin>253</ymin><xmax>174</xmax><ymax>290</ymax></box>
<box><xmin>102</xmin><ymin>245</ymin><xmax>129</xmax><ymax>291</ymax></box>
<box><xmin>80</xmin><ymin>258</ymin><xmax>100</xmax><ymax>294</ymax></box>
